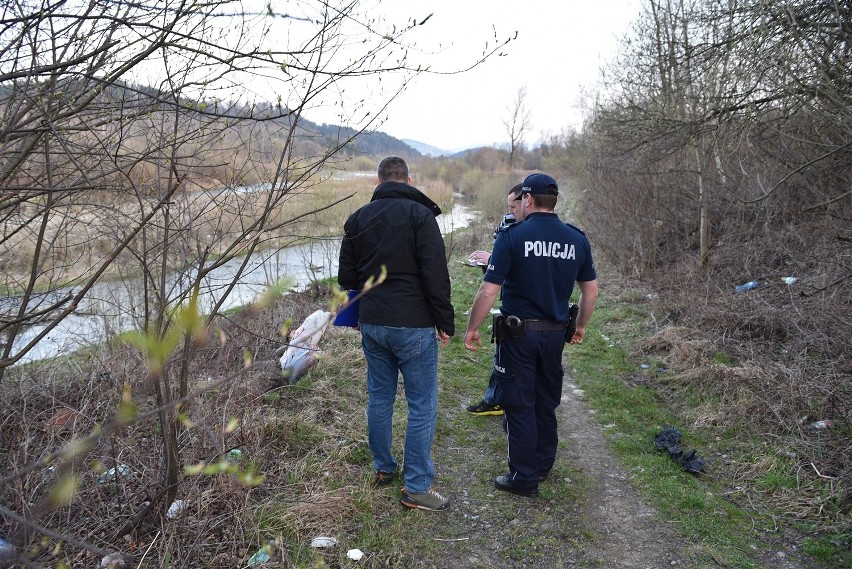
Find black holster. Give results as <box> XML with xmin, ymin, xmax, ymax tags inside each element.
<box><xmin>491</xmin><ymin>314</ymin><xmax>505</xmax><ymax>343</ymax></box>
<box><xmin>492</xmin><ymin>314</ymin><xmax>525</xmax><ymax>343</ymax></box>
<box><xmin>564</xmin><ymin>303</ymin><xmax>579</xmax><ymax>343</ymax></box>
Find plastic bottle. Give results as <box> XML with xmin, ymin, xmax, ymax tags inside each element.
<box><xmin>0</xmin><ymin>537</ymin><xmax>15</xmax><ymax>561</ymax></box>
<box><xmin>735</xmin><ymin>280</ymin><xmax>759</xmax><ymax>293</ymax></box>
<box><xmin>247</xmin><ymin>547</ymin><xmax>271</xmax><ymax>566</ymax></box>
<box><xmin>97</xmin><ymin>464</ymin><xmax>130</xmax><ymax>484</ymax></box>
<box><xmin>166</xmin><ymin>499</ymin><xmax>185</xmax><ymax>519</ymax></box>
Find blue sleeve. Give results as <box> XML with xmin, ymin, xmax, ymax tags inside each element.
<box><xmin>483</xmin><ymin>230</ymin><xmax>511</xmax><ymax>285</ymax></box>
<box><xmin>576</xmin><ymin>236</ymin><xmax>596</xmax><ymax>282</ymax></box>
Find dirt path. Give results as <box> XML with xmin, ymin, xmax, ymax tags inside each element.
<box><xmin>557</xmin><ymin>376</ymin><xmax>689</xmax><ymax>567</ymax></box>
<box><xmin>411</xmin><ymin>365</ymin><xmax>820</xmax><ymax>569</ymax></box>
<box><xmin>561</xmin><ymin>374</ymin><xmax>825</xmax><ymax>569</ymax></box>
<box><xmin>404</xmin><ymin>366</ymin><xmax>694</xmax><ymax>568</ymax></box>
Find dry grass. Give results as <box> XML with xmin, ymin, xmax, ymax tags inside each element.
<box><xmin>0</xmin><ymin>173</ymin><xmax>454</xmax><ymax>294</ymax></box>
<box><xmin>0</xmin><ymin>283</ymin><xmax>375</xmax><ymax>567</ymax></box>
<box><xmin>2</xmin><ymin>206</ymin><xmax>847</xmax><ymax>565</ymax></box>
<box><xmin>630</xmin><ymin>319</ymin><xmax>850</xmax><ymax>534</ymax></box>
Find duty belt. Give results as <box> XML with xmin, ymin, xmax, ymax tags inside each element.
<box><xmin>492</xmin><ymin>314</ymin><xmax>567</xmax><ymax>342</ymax></box>
<box><xmin>523</xmin><ymin>319</ymin><xmax>568</xmax><ymax>332</ymax></box>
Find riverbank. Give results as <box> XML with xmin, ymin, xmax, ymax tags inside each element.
<box><xmin>2</xmin><ymin>194</ymin><xmax>473</xmax><ymax>366</ymax></box>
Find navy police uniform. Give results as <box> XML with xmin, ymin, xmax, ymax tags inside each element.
<box><xmin>484</xmin><ymin>211</ymin><xmax>596</xmax><ymax>492</ymax></box>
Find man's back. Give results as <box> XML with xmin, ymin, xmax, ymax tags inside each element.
<box><xmin>486</xmin><ymin>212</ymin><xmax>594</xmax><ymax>323</ymax></box>
<box><xmin>340</xmin><ymin>156</ymin><xmax>453</xmax><ymax>511</ymax></box>
<box><xmin>338</xmin><ymin>180</ymin><xmax>454</xmax><ymax>334</ymax></box>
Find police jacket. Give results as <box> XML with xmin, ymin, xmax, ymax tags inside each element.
<box><xmin>484</xmin><ymin>211</ymin><xmax>596</xmax><ymax>323</ymax></box>
<box><xmin>338</xmin><ymin>181</ymin><xmax>455</xmax><ymax>335</ymax></box>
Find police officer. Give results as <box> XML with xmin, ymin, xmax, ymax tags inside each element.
<box><xmin>463</xmin><ymin>173</ymin><xmax>598</xmax><ymax>496</ymax></box>
<box><xmin>465</xmin><ymin>183</ymin><xmax>523</xmax><ymax>416</ymax></box>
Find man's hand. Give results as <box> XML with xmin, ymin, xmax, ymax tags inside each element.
<box><xmin>437</xmin><ymin>329</ymin><xmax>451</xmax><ymax>348</ymax></box>
<box><xmin>569</xmin><ymin>327</ymin><xmax>586</xmax><ymax>344</ymax></box>
<box><xmin>571</xmin><ymin>280</ymin><xmax>598</xmax><ymax>345</ymax></box>
<box><xmin>464</xmin><ymin>281</ymin><xmax>500</xmax><ymax>351</ymax></box>
<box><xmin>468</xmin><ymin>250</ymin><xmax>491</xmax><ymax>265</ymax></box>
<box><xmin>464</xmin><ymin>329</ymin><xmax>482</xmax><ymax>351</ymax></box>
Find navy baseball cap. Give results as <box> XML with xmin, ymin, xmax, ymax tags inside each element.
<box><xmin>521</xmin><ymin>173</ymin><xmax>559</xmax><ymax>196</ymax></box>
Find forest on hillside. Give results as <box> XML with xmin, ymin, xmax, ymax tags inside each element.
<box><xmin>1</xmin><ymin>0</ymin><xmax>848</xmax><ymax>566</ymax></box>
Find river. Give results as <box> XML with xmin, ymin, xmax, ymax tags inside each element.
<box><xmin>8</xmin><ymin>201</ymin><xmax>477</xmax><ymax>365</ymax></box>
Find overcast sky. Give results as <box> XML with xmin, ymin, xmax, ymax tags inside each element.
<box><xmin>303</xmin><ymin>0</ymin><xmax>640</xmax><ymax>152</ymax></box>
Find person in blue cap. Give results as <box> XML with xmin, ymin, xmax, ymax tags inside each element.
<box><xmin>462</xmin><ymin>173</ymin><xmax>598</xmax><ymax>496</ymax></box>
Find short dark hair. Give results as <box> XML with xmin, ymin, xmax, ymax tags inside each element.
<box><xmin>529</xmin><ymin>193</ymin><xmax>558</xmax><ymax>210</ymax></box>
<box><xmin>508</xmin><ymin>183</ymin><xmax>523</xmax><ymax>197</ymax></box>
<box><xmin>377</xmin><ymin>156</ymin><xmax>409</xmax><ymax>183</ymax></box>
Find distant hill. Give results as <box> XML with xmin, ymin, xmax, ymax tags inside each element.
<box><xmin>402</xmin><ymin>139</ymin><xmax>452</xmax><ymax>157</ymax></box>
<box><xmin>405</xmin><ymin>138</ymin><xmax>504</xmax><ymax>158</ymax></box>
<box><xmin>303</xmin><ymin>121</ymin><xmax>421</xmax><ymax>158</ymax></box>
<box><xmin>33</xmin><ymin>77</ymin><xmax>425</xmax><ymax>161</ymax></box>
<box><xmin>3</xmin><ymin>77</ymin><xmax>442</xmax><ymax>185</ymax></box>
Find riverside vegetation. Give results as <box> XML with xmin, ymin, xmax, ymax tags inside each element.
<box><xmin>0</xmin><ymin>180</ymin><xmax>847</xmax><ymax>566</ymax></box>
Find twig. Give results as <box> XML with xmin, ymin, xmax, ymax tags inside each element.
<box><xmin>802</xmin><ymin>190</ymin><xmax>852</xmax><ymax>212</ymax></box>
<box><xmin>430</xmin><ymin>537</ymin><xmax>470</xmax><ymax>542</ymax></box>
<box><xmin>0</xmin><ymin>503</ymin><xmax>110</xmax><ymax>558</ymax></box>
<box><xmin>799</xmin><ymin>271</ymin><xmax>852</xmax><ymax>298</ymax></box>
<box><xmin>743</xmin><ymin>141</ymin><xmax>852</xmax><ymax>204</ymax></box>
<box><xmin>810</xmin><ymin>462</ymin><xmax>835</xmax><ymax>479</ymax></box>
<box><xmin>136</xmin><ymin>530</ymin><xmax>160</xmax><ymax>569</ymax></box>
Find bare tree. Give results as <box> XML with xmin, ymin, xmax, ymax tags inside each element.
<box><xmin>586</xmin><ymin>0</ymin><xmax>850</xmax><ymax>274</ymax></box>
<box><xmin>0</xmin><ymin>1</ymin><xmax>512</xmax><ymax>565</ymax></box>
<box><xmin>576</xmin><ymin>0</ymin><xmax>850</xmax><ymax>539</ymax></box>
<box><xmin>0</xmin><ymin>1</ymin><xmax>510</xmax><ymax>373</ymax></box>
<box><xmin>503</xmin><ymin>86</ymin><xmax>532</xmax><ymax>169</ymax></box>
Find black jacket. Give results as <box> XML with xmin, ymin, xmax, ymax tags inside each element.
<box><xmin>338</xmin><ymin>181</ymin><xmax>455</xmax><ymax>335</ymax></box>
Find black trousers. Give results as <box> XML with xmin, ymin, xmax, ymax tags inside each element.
<box><xmin>493</xmin><ymin>329</ymin><xmax>565</xmax><ymax>491</ymax></box>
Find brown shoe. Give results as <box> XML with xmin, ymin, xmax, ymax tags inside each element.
<box><xmin>375</xmin><ymin>470</ymin><xmax>397</xmax><ymax>487</ymax></box>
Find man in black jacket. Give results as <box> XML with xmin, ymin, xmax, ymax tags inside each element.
<box><xmin>338</xmin><ymin>156</ymin><xmax>454</xmax><ymax>511</ymax></box>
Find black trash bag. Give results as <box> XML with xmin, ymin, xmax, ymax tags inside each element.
<box><xmin>677</xmin><ymin>449</ymin><xmax>705</xmax><ymax>474</ymax></box>
<box><xmin>653</xmin><ymin>425</ymin><xmax>705</xmax><ymax>474</ymax></box>
<box><xmin>653</xmin><ymin>425</ymin><xmax>682</xmax><ymax>454</ymax></box>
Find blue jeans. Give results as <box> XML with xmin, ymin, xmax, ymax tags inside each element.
<box><xmin>360</xmin><ymin>323</ymin><xmax>439</xmax><ymax>494</ymax></box>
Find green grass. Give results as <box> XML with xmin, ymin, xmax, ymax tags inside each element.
<box><xmin>565</xmin><ymin>274</ymin><xmax>848</xmax><ymax>568</ymax></box>
<box><xmin>713</xmin><ymin>352</ymin><xmax>735</xmax><ymax>365</ymax></box>
<box><xmin>7</xmin><ymin>219</ymin><xmax>843</xmax><ymax>567</ymax></box>
<box><xmin>245</xmin><ymin>229</ymin><xmax>845</xmax><ymax>568</ymax></box>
